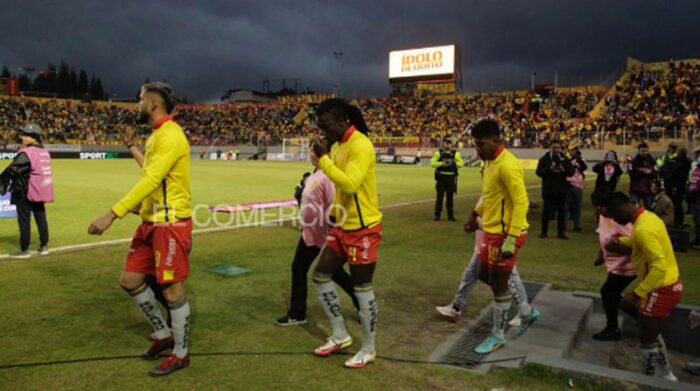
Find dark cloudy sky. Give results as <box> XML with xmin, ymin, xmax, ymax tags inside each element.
<box><xmin>2</xmin><ymin>0</ymin><xmax>698</xmax><ymax>102</ymax></box>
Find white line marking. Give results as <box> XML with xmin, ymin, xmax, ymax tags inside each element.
<box><xmin>0</xmin><ymin>179</ymin><xmax>592</xmax><ymax>260</ymax></box>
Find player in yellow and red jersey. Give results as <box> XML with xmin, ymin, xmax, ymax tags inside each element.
<box><xmin>603</xmin><ymin>192</ymin><xmax>681</xmax><ymax>380</ymax></box>
<box><xmin>464</xmin><ymin>118</ymin><xmax>540</xmax><ymax>354</ymax></box>
<box><xmin>88</xmin><ymin>82</ymin><xmax>192</xmax><ymax>376</ymax></box>
<box><xmin>309</xmin><ymin>99</ymin><xmax>382</xmax><ymax>368</ymax></box>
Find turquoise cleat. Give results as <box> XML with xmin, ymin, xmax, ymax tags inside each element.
<box><xmin>518</xmin><ymin>308</ymin><xmax>541</xmax><ymax>336</ymax></box>
<box><xmin>474</xmin><ymin>335</ymin><xmax>506</xmax><ymax>354</ymax></box>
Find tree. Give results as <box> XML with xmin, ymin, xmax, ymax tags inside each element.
<box><xmin>57</xmin><ymin>61</ymin><xmax>70</xmax><ymax>98</ymax></box>
<box><xmin>69</xmin><ymin>69</ymin><xmax>78</xmax><ymax>98</ymax></box>
<box><xmin>89</xmin><ymin>74</ymin><xmax>105</xmax><ymax>100</ymax></box>
<box><xmin>78</xmin><ymin>70</ymin><xmax>89</xmax><ymax>96</ymax></box>
<box><xmin>1</xmin><ymin>66</ymin><xmax>10</xmax><ymax>78</ymax></box>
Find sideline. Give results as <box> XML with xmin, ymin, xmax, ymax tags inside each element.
<box><xmin>0</xmin><ymin>180</ymin><xmax>587</xmax><ymax>260</ymax></box>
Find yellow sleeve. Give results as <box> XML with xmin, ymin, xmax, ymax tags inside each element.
<box><xmin>455</xmin><ymin>151</ymin><xmax>464</xmax><ymax>167</ymax></box>
<box><xmin>634</xmin><ymin>229</ymin><xmax>669</xmax><ymax>297</ymax></box>
<box><xmin>111</xmin><ymin>135</ymin><xmax>181</xmax><ymax>218</ymax></box>
<box><xmin>317</xmin><ymin>142</ymin><xmax>372</xmax><ymax>194</ymax></box>
<box><xmin>430</xmin><ymin>151</ymin><xmax>442</xmax><ymax>168</ymax></box>
<box><xmin>618</xmin><ymin>236</ymin><xmax>632</xmax><ymax>247</ymax></box>
<box><xmin>501</xmin><ymin>158</ymin><xmax>529</xmax><ymax>237</ymax></box>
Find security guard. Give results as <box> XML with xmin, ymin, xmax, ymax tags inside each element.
<box><xmin>431</xmin><ymin>138</ymin><xmax>464</xmax><ymax>221</ymax></box>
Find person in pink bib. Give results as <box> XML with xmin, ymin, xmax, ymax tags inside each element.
<box><xmin>0</xmin><ymin>124</ymin><xmax>53</xmax><ymax>258</ymax></box>
<box><xmin>590</xmin><ymin>188</ymin><xmax>635</xmax><ymax>341</ymax></box>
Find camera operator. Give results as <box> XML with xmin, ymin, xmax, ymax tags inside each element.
<box><xmin>536</xmin><ymin>140</ymin><xmax>574</xmax><ymax>239</ymax></box>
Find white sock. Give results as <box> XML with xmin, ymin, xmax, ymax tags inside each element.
<box><xmin>492</xmin><ymin>297</ymin><xmax>511</xmax><ymax>339</ymax></box>
<box><xmin>130</xmin><ymin>284</ymin><xmax>171</xmax><ymax>340</ymax></box>
<box><xmin>355</xmin><ymin>286</ymin><xmax>378</xmax><ymax>353</ymax></box>
<box><xmin>641</xmin><ymin>343</ymin><xmax>659</xmax><ymax>376</ymax></box>
<box><xmin>169</xmin><ymin>299</ymin><xmax>190</xmax><ymax>358</ymax></box>
<box><xmin>313</xmin><ymin>273</ymin><xmax>348</xmax><ymax>340</ymax></box>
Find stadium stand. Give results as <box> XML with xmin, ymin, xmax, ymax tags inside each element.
<box><xmin>0</xmin><ymin>58</ymin><xmax>697</xmax><ymax>150</ymax></box>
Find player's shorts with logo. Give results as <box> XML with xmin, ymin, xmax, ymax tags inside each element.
<box><xmin>325</xmin><ymin>223</ymin><xmax>382</xmax><ymax>265</ymax></box>
<box><xmin>639</xmin><ymin>279</ymin><xmax>683</xmax><ymax>318</ymax></box>
<box><xmin>124</xmin><ymin>219</ymin><xmax>192</xmax><ymax>284</ymax></box>
<box><xmin>479</xmin><ymin>232</ymin><xmax>527</xmax><ymax>271</ymax></box>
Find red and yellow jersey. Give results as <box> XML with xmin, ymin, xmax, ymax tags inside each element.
<box><xmin>318</xmin><ymin>126</ymin><xmax>382</xmax><ymax>230</ymax></box>
<box><xmin>618</xmin><ymin>208</ymin><xmax>680</xmax><ymax>298</ymax></box>
<box><xmin>112</xmin><ymin>115</ymin><xmax>191</xmax><ymax>223</ymax></box>
<box><xmin>475</xmin><ymin>145</ymin><xmax>529</xmax><ymax>237</ymax></box>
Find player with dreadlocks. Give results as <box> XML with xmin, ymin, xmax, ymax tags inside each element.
<box><xmin>309</xmin><ymin>98</ymin><xmax>382</xmax><ymax>368</ymax></box>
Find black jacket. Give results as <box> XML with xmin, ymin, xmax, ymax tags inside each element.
<box><xmin>661</xmin><ymin>157</ymin><xmax>692</xmax><ymax>194</ymax></box>
<box><xmin>536</xmin><ymin>152</ymin><xmax>575</xmax><ymax>195</ymax></box>
<box><xmin>0</xmin><ymin>151</ymin><xmax>30</xmax><ymax>204</ymax></box>
<box><xmin>593</xmin><ymin>162</ymin><xmax>623</xmax><ymax>192</ymax></box>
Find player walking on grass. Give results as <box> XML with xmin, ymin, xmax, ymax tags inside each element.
<box><xmin>602</xmin><ymin>192</ymin><xmax>681</xmax><ymax>381</ymax></box>
<box><xmin>464</xmin><ymin>118</ymin><xmax>539</xmax><ymax>354</ymax></box>
<box><xmin>436</xmin><ymin>196</ymin><xmax>537</xmax><ymax>333</ymax></box>
<box><xmin>88</xmin><ymin>82</ymin><xmax>192</xmax><ymax>376</ymax></box>
<box><xmin>310</xmin><ymin>99</ymin><xmax>382</xmax><ymax>368</ymax></box>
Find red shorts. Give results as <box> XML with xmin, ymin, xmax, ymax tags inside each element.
<box><xmin>124</xmin><ymin>219</ymin><xmax>192</xmax><ymax>284</ymax></box>
<box><xmin>639</xmin><ymin>280</ymin><xmax>683</xmax><ymax>318</ymax></box>
<box><xmin>479</xmin><ymin>232</ymin><xmax>527</xmax><ymax>271</ymax></box>
<box><xmin>325</xmin><ymin>223</ymin><xmax>382</xmax><ymax>265</ymax></box>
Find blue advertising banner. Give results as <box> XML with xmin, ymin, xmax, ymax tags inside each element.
<box><xmin>0</xmin><ymin>192</ymin><xmax>16</xmax><ymax>218</ymax></box>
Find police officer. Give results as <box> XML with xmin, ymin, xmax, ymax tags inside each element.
<box><xmin>0</xmin><ymin>124</ymin><xmax>54</xmax><ymax>258</ymax></box>
<box><xmin>431</xmin><ymin>138</ymin><xmax>464</xmax><ymax>221</ymax></box>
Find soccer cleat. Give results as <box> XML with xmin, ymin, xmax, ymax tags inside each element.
<box><xmin>38</xmin><ymin>246</ymin><xmax>50</xmax><ymax>256</ymax></box>
<box><xmin>314</xmin><ymin>335</ymin><xmax>353</xmax><ymax>356</ymax></box>
<box><xmin>142</xmin><ymin>333</ymin><xmax>174</xmax><ymax>360</ymax></box>
<box><xmin>435</xmin><ymin>304</ymin><xmax>461</xmax><ymax>322</ymax></box>
<box><xmin>518</xmin><ymin>308</ymin><xmax>541</xmax><ymax>336</ymax></box>
<box><xmin>344</xmin><ymin>349</ymin><xmax>376</xmax><ymax>368</ymax></box>
<box><xmin>508</xmin><ymin>315</ymin><xmax>522</xmax><ymax>327</ymax></box>
<box><xmin>9</xmin><ymin>249</ymin><xmax>31</xmax><ymax>259</ymax></box>
<box><xmin>275</xmin><ymin>315</ymin><xmax>308</xmax><ymax>326</ymax></box>
<box><xmin>148</xmin><ymin>354</ymin><xmax>189</xmax><ymax>376</ymax></box>
<box><xmin>475</xmin><ymin>335</ymin><xmax>506</xmax><ymax>354</ymax></box>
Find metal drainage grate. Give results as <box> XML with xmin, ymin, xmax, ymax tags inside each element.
<box><xmin>438</xmin><ymin>281</ymin><xmax>545</xmax><ymax>369</ymax></box>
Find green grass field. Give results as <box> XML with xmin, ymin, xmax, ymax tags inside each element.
<box><xmin>0</xmin><ymin>159</ymin><xmax>697</xmax><ymax>390</ymax></box>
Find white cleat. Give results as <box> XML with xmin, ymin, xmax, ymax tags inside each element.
<box><xmin>435</xmin><ymin>304</ymin><xmax>461</xmax><ymax>322</ymax></box>
<box><xmin>344</xmin><ymin>349</ymin><xmax>376</xmax><ymax>368</ymax></box>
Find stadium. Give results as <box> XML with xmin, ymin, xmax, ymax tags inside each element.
<box><xmin>1</xmin><ymin>1</ymin><xmax>699</xmax><ymax>390</ymax></box>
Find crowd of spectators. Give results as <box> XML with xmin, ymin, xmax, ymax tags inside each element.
<box><xmin>0</xmin><ymin>60</ymin><xmax>697</xmax><ymax>149</ymax></box>
<box><xmin>597</xmin><ymin>60</ymin><xmax>699</xmax><ymax>145</ymax></box>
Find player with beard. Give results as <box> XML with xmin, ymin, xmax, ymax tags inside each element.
<box><xmin>88</xmin><ymin>82</ymin><xmax>192</xmax><ymax>376</ymax></box>
<box><xmin>464</xmin><ymin>118</ymin><xmax>537</xmax><ymax>354</ymax></box>
<box><xmin>310</xmin><ymin>99</ymin><xmax>382</xmax><ymax>368</ymax></box>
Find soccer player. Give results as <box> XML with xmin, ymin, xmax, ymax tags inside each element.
<box><xmin>436</xmin><ymin>196</ymin><xmax>537</xmax><ymax>334</ymax></box>
<box><xmin>464</xmin><ymin>118</ymin><xmax>538</xmax><ymax>354</ymax></box>
<box><xmin>309</xmin><ymin>99</ymin><xmax>382</xmax><ymax>368</ymax></box>
<box><xmin>88</xmin><ymin>82</ymin><xmax>192</xmax><ymax>376</ymax></box>
<box><xmin>602</xmin><ymin>192</ymin><xmax>681</xmax><ymax>380</ymax></box>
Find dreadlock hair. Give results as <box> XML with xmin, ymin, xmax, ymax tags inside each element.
<box><xmin>315</xmin><ymin>98</ymin><xmax>369</xmax><ymax>135</ymax></box>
